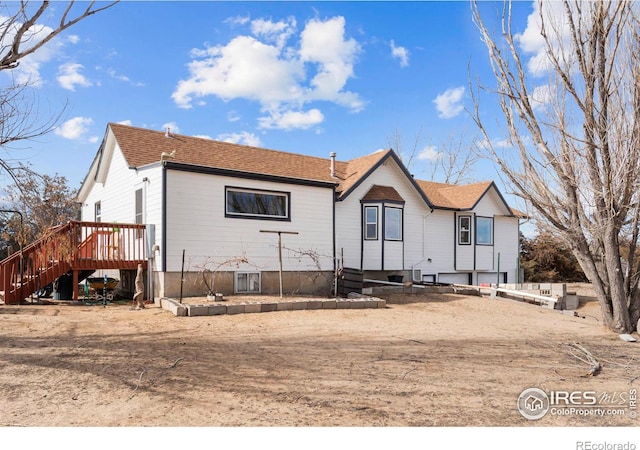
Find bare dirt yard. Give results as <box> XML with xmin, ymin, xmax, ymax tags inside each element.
<box><xmin>0</xmin><ymin>283</ymin><xmax>638</xmax><ymax>429</ymax></box>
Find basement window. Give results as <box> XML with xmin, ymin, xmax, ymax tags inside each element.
<box><xmin>235</xmin><ymin>272</ymin><xmax>261</xmax><ymax>294</ymax></box>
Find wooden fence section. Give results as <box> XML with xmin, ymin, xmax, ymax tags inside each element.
<box><xmin>0</xmin><ymin>221</ymin><xmax>147</xmax><ymax>304</ymax></box>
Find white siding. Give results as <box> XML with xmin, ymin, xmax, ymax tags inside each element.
<box><xmin>335</xmin><ymin>158</ymin><xmax>431</xmax><ymax>271</ymax></box>
<box><xmin>164</xmin><ymin>169</ymin><xmax>335</xmax><ymax>273</ymax></box>
<box><xmin>494</xmin><ymin>215</ymin><xmax>520</xmax><ymax>283</ymax></box>
<box><xmin>475</xmin><ymin>245</ymin><xmax>494</xmax><ymax>271</ymax></box>
<box><xmin>81</xmin><ymin>142</ymin><xmax>158</xmax><ymax>226</ymax></box>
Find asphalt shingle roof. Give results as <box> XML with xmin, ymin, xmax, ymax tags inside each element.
<box><xmin>108</xmin><ymin>123</ymin><xmax>519</xmax><ymax>214</ymax></box>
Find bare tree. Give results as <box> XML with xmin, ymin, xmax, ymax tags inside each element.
<box><xmin>0</xmin><ymin>1</ymin><xmax>119</xmax><ymax>185</ymax></box>
<box><xmin>387</xmin><ymin>127</ymin><xmax>479</xmax><ymax>184</ymax></box>
<box><xmin>471</xmin><ymin>0</ymin><xmax>640</xmax><ymax>333</ymax></box>
<box><xmin>1</xmin><ymin>163</ymin><xmax>79</xmax><ymax>250</ymax></box>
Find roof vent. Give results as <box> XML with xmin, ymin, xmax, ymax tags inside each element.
<box><xmin>330</xmin><ymin>152</ymin><xmax>336</xmax><ymax>178</ymax></box>
<box><xmin>165</xmin><ymin>127</ymin><xmax>171</xmax><ymax>138</ymax></box>
<box><xmin>160</xmin><ymin>150</ymin><xmax>176</xmax><ymax>163</ymax></box>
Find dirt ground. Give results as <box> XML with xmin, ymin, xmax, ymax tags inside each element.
<box><xmin>0</xmin><ymin>283</ymin><xmax>639</xmax><ymax>429</ymax></box>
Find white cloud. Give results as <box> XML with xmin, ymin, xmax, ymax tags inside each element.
<box><xmin>162</xmin><ymin>122</ymin><xmax>180</xmax><ymax>134</ymax></box>
<box><xmin>390</xmin><ymin>40</ymin><xmax>409</xmax><ymax>68</ymax></box>
<box><xmin>416</xmin><ymin>145</ymin><xmax>443</xmax><ymax>162</ymax></box>
<box><xmin>57</xmin><ymin>62</ymin><xmax>92</xmax><ymax>91</ymax></box>
<box><xmin>227</xmin><ymin>111</ymin><xmax>241</xmax><ymax>122</ymax></box>
<box><xmin>0</xmin><ymin>16</ymin><xmax>62</xmax><ymax>87</ymax></box>
<box><xmin>515</xmin><ymin>1</ymin><xmax>573</xmax><ymax>77</ymax></box>
<box><xmin>251</xmin><ymin>17</ymin><xmax>296</xmax><ymax>49</ymax></box>
<box><xmin>299</xmin><ymin>16</ymin><xmax>364</xmax><ymax>111</ymax></box>
<box><xmin>216</xmin><ymin>131</ymin><xmax>262</xmax><ymax>147</ymax></box>
<box><xmin>258</xmin><ymin>108</ymin><xmax>324</xmax><ymax>130</ymax></box>
<box><xmin>194</xmin><ymin>134</ymin><xmax>213</xmax><ymax>140</ymax></box>
<box><xmin>67</xmin><ymin>34</ymin><xmax>80</xmax><ymax>44</ymax></box>
<box><xmin>225</xmin><ymin>15</ymin><xmax>250</xmax><ymax>26</ymax></box>
<box><xmin>530</xmin><ymin>83</ymin><xmax>556</xmax><ymax>110</ymax></box>
<box><xmin>55</xmin><ymin>117</ymin><xmax>93</xmax><ymax>140</ymax></box>
<box><xmin>172</xmin><ymin>15</ymin><xmax>363</xmax><ymax>130</ymax></box>
<box><xmin>433</xmin><ymin>86</ymin><xmax>465</xmax><ymax>119</ymax></box>
<box><xmin>117</xmin><ymin>120</ymin><xmax>133</xmax><ymax>126</ymax></box>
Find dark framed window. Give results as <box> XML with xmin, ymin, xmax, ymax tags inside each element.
<box><xmin>364</xmin><ymin>206</ymin><xmax>378</xmax><ymax>240</ymax></box>
<box><xmin>94</xmin><ymin>201</ymin><xmax>101</xmax><ymax>222</ymax></box>
<box><xmin>225</xmin><ymin>187</ymin><xmax>290</xmax><ymax>220</ymax></box>
<box><xmin>476</xmin><ymin>216</ymin><xmax>494</xmax><ymax>245</ymax></box>
<box><xmin>458</xmin><ymin>215</ymin><xmax>471</xmax><ymax>245</ymax></box>
<box><xmin>384</xmin><ymin>207</ymin><xmax>403</xmax><ymax>240</ymax></box>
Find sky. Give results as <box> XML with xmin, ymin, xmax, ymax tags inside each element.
<box><xmin>0</xmin><ymin>0</ymin><xmax>541</xmax><ymax>210</ymax></box>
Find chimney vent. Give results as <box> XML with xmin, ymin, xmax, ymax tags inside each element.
<box><xmin>165</xmin><ymin>127</ymin><xmax>171</xmax><ymax>138</ymax></box>
<box><xmin>330</xmin><ymin>152</ymin><xmax>336</xmax><ymax>178</ymax></box>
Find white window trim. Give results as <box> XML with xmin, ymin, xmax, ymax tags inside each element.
<box><xmin>384</xmin><ymin>206</ymin><xmax>403</xmax><ymax>241</ymax></box>
<box><xmin>235</xmin><ymin>272</ymin><xmax>261</xmax><ymax>294</ymax></box>
<box><xmin>476</xmin><ymin>216</ymin><xmax>494</xmax><ymax>246</ymax></box>
<box><xmin>458</xmin><ymin>215</ymin><xmax>471</xmax><ymax>245</ymax></box>
<box><xmin>364</xmin><ymin>206</ymin><xmax>378</xmax><ymax>240</ymax></box>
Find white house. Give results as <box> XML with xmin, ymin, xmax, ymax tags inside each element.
<box><xmin>77</xmin><ymin>123</ymin><xmax>524</xmax><ymax>298</ymax></box>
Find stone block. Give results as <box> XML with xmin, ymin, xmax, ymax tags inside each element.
<box><xmin>261</xmin><ymin>303</ymin><xmax>278</xmax><ymax>313</ymax></box>
<box><xmin>277</xmin><ymin>302</ymin><xmax>295</xmax><ymax>311</ymax></box>
<box><xmin>161</xmin><ymin>298</ymin><xmax>187</xmax><ymax>317</ymax></box>
<box><xmin>376</xmin><ymin>299</ymin><xmax>386</xmax><ymax>308</ymax></box>
<box><xmin>245</xmin><ymin>303</ymin><xmax>262</xmax><ymax>314</ymax></box>
<box><xmin>188</xmin><ymin>305</ymin><xmax>210</xmax><ymax>317</ymax></box>
<box><xmin>307</xmin><ymin>300</ymin><xmax>323</xmax><ymax>310</ymax></box>
<box><xmin>322</xmin><ymin>300</ymin><xmax>337</xmax><ymax>309</ymax></box>
<box><xmin>363</xmin><ymin>300</ymin><xmax>378</xmax><ymax>309</ymax></box>
<box><xmin>208</xmin><ymin>304</ymin><xmax>227</xmax><ymax>315</ymax></box>
<box><xmin>350</xmin><ymin>300</ymin><xmax>365</xmax><ymax>309</ymax></box>
<box><xmin>226</xmin><ymin>304</ymin><xmax>246</xmax><ymax>315</ymax></box>
<box><xmin>336</xmin><ymin>300</ymin><xmax>351</xmax><ymax>309</ymax></box>
<box><xmin>290</xmin><ymin>301</ymin><xmax>308</xmax><ymax>310</ymax></box>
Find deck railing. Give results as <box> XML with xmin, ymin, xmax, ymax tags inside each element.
<box><xmin>1</xmin><ymin>221</ymin><xmax>147</xmax><ymax>304</ymax></box>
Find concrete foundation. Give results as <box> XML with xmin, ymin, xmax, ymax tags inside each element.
<box><xmin>156</xmin><ymin>270</ymin><xmax>333</xmax><ymax>298</ymax></box>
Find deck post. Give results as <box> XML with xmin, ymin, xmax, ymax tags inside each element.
<box><xmin>72</xmin><ymin>270</ymin><xmax>79</xmax><ymax>300</ymax></box>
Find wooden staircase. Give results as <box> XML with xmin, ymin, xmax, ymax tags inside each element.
<box><xmin>0</xmin><ymin>221</ymin><xmax>147</xmax><ymax>304</ymax></box>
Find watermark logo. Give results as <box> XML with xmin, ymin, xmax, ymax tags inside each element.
<box><xmin>517</xmin><ymin>387</ymin><xmax>637</xmax><ymax>420</ymax></box>
<box><xmin>517</xmin><ymin>387</ymin><xmax>550</xmax><ymax>420</ymax></box>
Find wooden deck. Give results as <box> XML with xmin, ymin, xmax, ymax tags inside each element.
<box><xmin>0</xmin><ymin>221</ymin><xmax>147</xmax><ymax>304</ymax></box>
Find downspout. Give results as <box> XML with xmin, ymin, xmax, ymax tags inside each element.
<box><xmin>332</xmin><ymin>186</ymin><xmax>337</xmax><ymax>297</ymax></box>
<box><xmin>161</xmin><ymin>163</ymin><xmax>167</xmax><ymax>273</ymax></box>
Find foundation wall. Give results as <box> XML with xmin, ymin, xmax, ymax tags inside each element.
<box><xmin>156</xmin><ymin>270</ymin><xmax>334</xmax><ymax>298</ymax></box>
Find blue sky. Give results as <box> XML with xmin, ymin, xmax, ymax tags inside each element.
<box><xmin>2</xmin><ymin>1</ymin><xmax>537</xmax><ymax>204</ymax></box>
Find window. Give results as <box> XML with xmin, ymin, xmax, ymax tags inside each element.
<box><xmin>94</xmin><ymin>201</ymin><xmax>101</xmax><ymax>222</ymax></box>
<box><xmin>458</xmin><ymin>216</ymin><xmax>471</xmax><ymax>245</ymax></box>
<box><xmin>226</xmin><ymin>187</ymin><xmax>289</xmax><ymax>220</ymax></box>
<box><xmin>135</xmin><ymin>188</ymin><xmax>143</xmax><ymax>238</ymax></box>
<box><xmin>236</xmin><ymin>272</ymin><xmax>261</xmax><ymax>293</ymax></box>
<box><xmin>384</xmin><ymin>207</ymin><xmax>402</xmax><ymax>240</ymax></box>
<box><xmin>135</xmin><ymin>189</ymin><xmax>143</xmax><ymax>225</ymax></box>
<box><xmin>476</xmin><ymin>216</ymin><xmax>494</xmax><ymax>245</ymax></box>
<box><xmin>364</xmin><ymin>206</ymin><xmax>378</xmax><ymax>240</ymax></box>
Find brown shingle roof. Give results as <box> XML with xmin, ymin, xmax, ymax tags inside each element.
<box><xmin>108</xmin><ymin>123</ymin><xmax>394</xmax><ymax>197</ymax></box>
<box><xmin>109</xmin><ymin>122</ymin><xmax>342</xmax><ymax>185</ymax></box>
<box><xmin>416</xmin><ymin>180</ymin><xmax>493</xmax><ymax>210</ymax></box>
<box><xmin>361</xmin><ymin>185</ymin><xmax>405</xmax><ymax>203</ymax></box>
<box><xmin>106</xmin><ymin>123</ymin><xmax>520</xmax><ymax>215</ymax></box>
